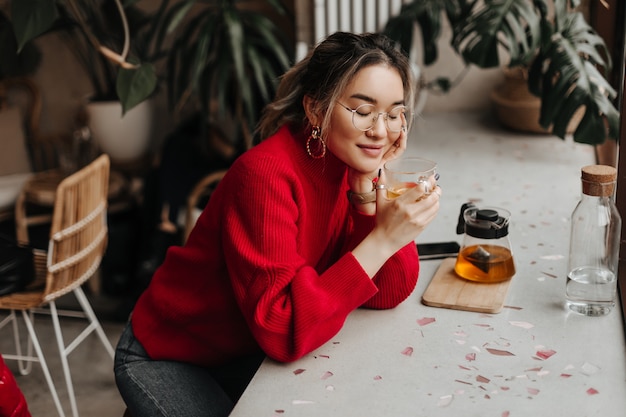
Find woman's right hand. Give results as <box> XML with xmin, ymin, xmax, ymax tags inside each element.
<box><xmin>351</xmin><ymin>170</ymin><xmax>441</xmax><ymax>278</ymax></box>
<box><xmin>372</xmin><ymin>170</ymin><xmax>441</xmax><ymax>256</ymax></box>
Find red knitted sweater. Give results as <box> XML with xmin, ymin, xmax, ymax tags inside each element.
<box><xmin>131</xmin><ymin>125</ymin><xmax>420</xmax><ymax>366</ymax></box>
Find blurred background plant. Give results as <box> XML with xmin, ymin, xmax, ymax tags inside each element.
<box><xmin>165</xmin><ymin>0</ymin><xmax>292</xmax><ymax>150</ymax></box>
<box><xmin>4</xmin><ymin>0</ymin><xmax>293</xmax><ymax>151</ymax></box>
<box><xmin>383</xmin><ymin>0</ymin><xmax>619</xmax><ymax>145</ymax></box>
<box><xmin>0</xmin><ymin>9</ymin><xmax>41</xmax><ymax>79</ymax></box>
<box><xmin>8</xmin><ymin>0</ymin><xmax>173</xmax><ymax>114</ymax></box>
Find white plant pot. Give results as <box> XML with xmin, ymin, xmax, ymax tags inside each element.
<box><xmin>86</xmin><ymin>99</ymin><xmax>153</xmax><ymax>163</ymax></box>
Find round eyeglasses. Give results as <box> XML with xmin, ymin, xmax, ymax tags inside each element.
<box><xmin>337</xmin><ymin>102</ymin><xmax>410</xmax><ymax>132</ymax></box>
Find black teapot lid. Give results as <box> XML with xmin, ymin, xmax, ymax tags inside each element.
<box><xmin>457</xmin><ymin>203</ymin><xmax>510</xmax><ymax>239</ymax></box>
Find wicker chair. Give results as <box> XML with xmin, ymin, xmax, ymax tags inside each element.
<box><xmin>184</xmin><ymin>169</ymin><xmax>227</xmax><ymax>242</ymax></box>
<box><xmin>0</xmin><ymin>154</ymin><xmax>115</xmax><ymax>417</ymax></box>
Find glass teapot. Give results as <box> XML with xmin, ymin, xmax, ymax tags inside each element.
<box><xmin>454</xmin><ymin>203</ymin><xmax>516</xmax><ymax>283</ymax></box>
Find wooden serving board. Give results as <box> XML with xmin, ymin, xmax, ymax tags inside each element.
<box><xmin>421</xmin><ymin>257</ymin><xmax>512</xmax><ymax>314</ymax></box>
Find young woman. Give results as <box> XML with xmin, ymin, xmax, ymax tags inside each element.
<box><xmin>114</xmin><ymin>31</ymin><xmax>441</xmax><ymax>417</ymax></box>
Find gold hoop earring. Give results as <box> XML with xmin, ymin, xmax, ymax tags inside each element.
<box><xmin>306</xmin><ymin>126</ymin><xmax>326</xmax><ymax>159</ymax></box>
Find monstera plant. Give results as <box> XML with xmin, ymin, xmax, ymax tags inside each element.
<box><xmin>383</xmin><ymin>0</ymin><xmax>619</xmax><ymax>145</ymax></box>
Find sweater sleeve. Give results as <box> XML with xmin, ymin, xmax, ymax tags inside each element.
<box><xmin>221</xmin><ymin>155</ymin><xmax>379</xmax><ymax>363</ymax></box>
<box><xmin>344</xmin><ymin>208</ymin><xmax>420</xmax><ymax>309</ymax></box>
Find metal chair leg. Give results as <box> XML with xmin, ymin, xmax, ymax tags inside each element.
<box><xmin>50</xmin><ymin>300</ymin><xmax>79</xmax><ymax>417</ymax></box>
<box><xmin>73</xmin><ymin>286</ymin><xmax>115</xmax><ymax>358</ymax></box>
<box><xmin>47</xmin><ymin>287</ymin><xmax>116</xmax><ymax>417</ymax></box>
<box><xmin>21</xmin><ymin>308</ymin><xmax>67</xmax><ymax>417</ymax></box>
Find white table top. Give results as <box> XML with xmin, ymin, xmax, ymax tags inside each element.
<box><xmin>229</xmin><ymin>112</ymin><xmax>626</xmax><ymax>417</ymax></box>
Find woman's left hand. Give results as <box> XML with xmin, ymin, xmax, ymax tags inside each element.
<box><xmin>381</xmin><ymin>119</ymin><xmax>407</xmax><ymax>166</ymax></box>
<box><xmin>346</xmin><ymin>118</ymin><xmax>409</xmax><ymax>200</ymax></box>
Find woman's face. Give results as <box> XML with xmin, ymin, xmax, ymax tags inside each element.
<box><xmin>326</xmin><ymin>64</ymin><xmax>405</xmax><ymax>174</ymax></box>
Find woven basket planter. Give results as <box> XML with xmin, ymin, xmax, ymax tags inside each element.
<box><xmin>491</xmin><ymin>67</ymin><xmax>581</xmax><ymax>134</ymax></box>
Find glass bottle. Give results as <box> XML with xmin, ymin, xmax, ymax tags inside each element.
<box><xmin>566</xmin><ymin>165</ymin><xmax>621</xmax><ymax>316</ymax></box>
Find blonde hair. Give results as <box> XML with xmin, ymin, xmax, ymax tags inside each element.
<box><xmin>257</xmin><ymin>32</ymin><xmax>415</xmax><ymax>141</ymax></box>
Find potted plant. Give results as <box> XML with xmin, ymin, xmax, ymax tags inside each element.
<box><xmin>0</xmin><ymin>9</ymin><xmax>41</xmax><ymax>81</ymax></box>
<box><xmin>8</xmin><ymin>0</ymin><xmax>292</xmax><ymax>157</ymax></box>
<box><xmin>6</xmin><ymin>0</ymin><xmax>181</xmax><ymax>162</ymax></box>
<box><xmin>165</xmin><ymin>0</ymin><xmax>292</xmax><ymax>151</ymax></box>
<box><xmin>9</xmin><ymin>0</ymin><xmax>167</xmax><ymax>112</ymax></box>
<box><xmin>382</xmin><ymin>0</ymin><xmax>619</xmax><ymax>146</ymax></box>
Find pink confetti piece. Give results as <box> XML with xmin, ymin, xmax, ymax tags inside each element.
<box><xmin>455</xmin><ymin>379</ymin><xmax>472</xmax><ymax>385</ymax></box>
<box><xmin>560</xmin><ymin>373</ymin><xmax>572</xmax><ymax>378</ymax></box>
<box><xmin>373</xmin><ymin>375</ymin><xmax>382</xmax><ymax>380</ymax></box>
<box><xmin>402</xmin><ymin>346</ymin><xmax>414</xmax><ymax>356</ymax></box>
<box><xmin>502</xmin><ymin>412</ymin><xmax>510</xmax><ymax>417</ymax></box>
<box><xmin>318</xmin><ymin>354</ymin><xmax>330</xmax><ymax>358</ymax></box>
<box><xmin>525</xmin><ymin>367</ymin><xmax>542</xmax><ymax>372</ymax></box>
<box><xmin>417</xmin><ymin>317</ymin><xmax>436</xmax><ymax>326</ymax></box>
<box><xmin>293</xmin><ymin>369</ymin><xmax>305</xmax><ymax>375</ymax></box>
<box><xmin>486</xmin><ymin>348</ymin><xmax>515</xmax><ymax>356</ymax></box>
<box><xmin>273</xmin><ymin>410</ymin><xmax>285</xmax><ymax>415</ymax></box>
<box><xmin>500</xmin><ymin>386</ymin><xmax>510</xmax><ymax>391</ymax></box>
<box><xmin>474</xmin><ymin>324</ymin><xmax>492</xmax><ymax>328</ymax></box>
<box><xmin>476</xmin><ymin>375</ymin><xmax>490</xmax><ymax>383</ymax></box>
<box><xmin>527</xmin><ymin>387</ymin><xmax>540</xmax><ymax>395</ymax></box>
<box><xmin>536</xmin><ymin>349</ymin><xmax>556</xmax><ymax>360</ymax></box>
<box><xmin>465</xmin><ymin>353</ymin><xmax>476</xmax><ymax>361</ymax></box>
<box><xmin>587</xmin><ymin>388</ymin><xmax>599</xmax><ymax>395</ymax></box>
<box><xmin>509</xmin><ymin>321</ymin><xmax>534</xmax><ymax>329</ymax></box>
<box><xmin>321</xmin><ymin>371</ymin><xmax>333</xmax><ymax>380</ymax></box>
<box><xmin>458</xmin><ymin>365</ymin><xmax>472</xmax><ymax>370</ymax></box>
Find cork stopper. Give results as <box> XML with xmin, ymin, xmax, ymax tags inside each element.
<box><xmin>581</xmin><ymin>165</ymin><xmax>617</xmax><ymax>197</ymax></box>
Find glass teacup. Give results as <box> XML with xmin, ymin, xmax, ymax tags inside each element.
<box><xmin>384</xmin><ymin>157</ymin><xmax>437</xmax><ymax>199</ymax></box>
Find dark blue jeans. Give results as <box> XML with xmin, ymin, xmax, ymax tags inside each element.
<box><xmin>114</xmin><ymin>322</ymin><xmax>264</xmax><ymax>417</ymax></box>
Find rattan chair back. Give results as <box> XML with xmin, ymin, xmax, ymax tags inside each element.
<box><xmin>43</xmin><ymin>154</ymin><xmax>110</xmax><ymax>301</ymax></box>
<box><xmin>0</xmin><ymin>155</ymin><xmax>110</xmax><ymax>310</ymax></box>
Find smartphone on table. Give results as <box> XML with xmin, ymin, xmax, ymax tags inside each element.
<box><xmin>416</xmin><ymin>241</ymin><xmax>460</xmax><ymax>260</ymax></box>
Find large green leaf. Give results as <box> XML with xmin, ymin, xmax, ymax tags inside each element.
<box><xmin>116</xmin><ymin>63</ymin><xmax>158</xmax><ymax>114</ymax></box>
<box><xmin>11</xmin><ymin>0</ymin><xmax>58</xmax><ymax>52</ymax></box>
<box><xmin>383</xmin><ymin>1</ymin><xmax>447</xmax><ymax>65</ymax></box>
<box><xmin>224</xmin><ymin>7</ymin><xmax>251</xmax><ymax>120</ymax></box>
<box><xmin>0</xmin><ymin>12</ymin><xmax>42</xmax><ymax>77</ymax></box>
<box><xmin>453</xmin><ymin>0</ymin><xmax>541</xmax><ymax>68</ymax></box>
